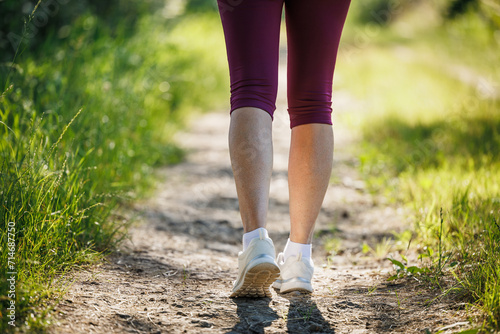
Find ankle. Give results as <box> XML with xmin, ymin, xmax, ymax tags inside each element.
<box><xmin>283</xmin><ymin>238</ymin><xmax>312</xmax><ymax>261</ymax></box>
<box><xmin>242</xmin><ymin>227</ymin><xmax>269</xmax><ymax>251</ymax></box>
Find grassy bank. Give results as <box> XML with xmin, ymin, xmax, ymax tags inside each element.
<box><xmin>0</xmin><ymin>2</ymin><xmax>227</xmax><ymax>332</ymax></box>
<box><xmin>335</xmin><ymin>2</ymin><xmax>499</xmax><ymax>330</ymax></box>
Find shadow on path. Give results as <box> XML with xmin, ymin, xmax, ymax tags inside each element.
<box><xmin>284</xmin><ymin>293</ymin><xmax>336</xmax><ymax>333</ymax></box>
<box><xmin>227</xmin><ymin>293</ymin><xmax>336</xmax><ymax>334</ymax></box>
<box><xmin>228</xmin><ymin>297</ymin><xmax>279</xmax><ymax>333</ymax></box>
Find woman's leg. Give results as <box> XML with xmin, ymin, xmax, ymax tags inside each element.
<box><xmin>229</xmin><ymin>107</ymin><xmax>273</xmax><ymax>233</ymax></box>
<box><xmin>217</xmin><ymin>0</ymin><xmax>284</xmax><ymax>234</ymax></box>
<box><xmin>288</xmin><ymin>124</ymin><xmax>333</xmax><ymax>244</ymax></box>
<box><xmin>217</xmin><ymin>0</ymin><xmax>284</xmax><ymax>297</ymax></box>
<box><xmin>285</xmin><ymin>0</ymin><xmax>351</xmax><ymax>245</ymax></box>
<box><xmin>271</xmin><ymin>0</ymin><xmax>351</xmax><ymax>295</ymax></box>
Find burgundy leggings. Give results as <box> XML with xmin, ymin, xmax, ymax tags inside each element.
<box><xmin>217</xmin><ymin>0</ymin><xmax>351</xmax><ymax>128</ymax></box>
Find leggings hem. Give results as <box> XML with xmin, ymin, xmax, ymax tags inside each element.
<box><xmin>290</xmin><ymin>117</ymin><xmax>332</xmax><ymax>129</ymax></box>
<box><xmin>230</xmin><ymin>100</ymin><xmax>275</xmax><ymax>120</ymax></box>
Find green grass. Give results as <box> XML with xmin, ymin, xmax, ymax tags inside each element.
<box><xmin>335</xmin><ymin>2</ymin><xmax>500</xmax><ymax>330</ymax></box>
<box><xmin>0</xmin><ymin>4</ymin><xmax>227</xmax><ymax>332</ymax></box>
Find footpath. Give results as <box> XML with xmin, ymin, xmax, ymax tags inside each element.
<box><xmin>50</xmin><ymin>62</ymin><xmax>472</xmax><ymax>334</ymax></box>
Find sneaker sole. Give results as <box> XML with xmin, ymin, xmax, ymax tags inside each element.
<box><xmin>280</xmin><ymin>280</ymin><xmax>313</xmax><ymax>294</ymax></box>
<box><xmin>230</xmin><ymin>262</ymin><xmax>280</xmax><ymax>298</ymax></box>
<box><xmin>272</xmin><ymin>280</ymin><xmax>282</xmax><ymax>290</ymax></box>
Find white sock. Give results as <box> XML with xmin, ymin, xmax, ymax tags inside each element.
<box><xmin>242</xmin><ymin>227</ymin><xmax>268</xmax><ymax>251</ymax></box>
<box><xmin>283</xmin><ymin>238</ymin><xmax>312</xmax><ymax>260</ymax></box>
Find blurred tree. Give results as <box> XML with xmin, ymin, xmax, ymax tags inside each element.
<box><xmin>352</xmin><ymin>0</ymin><xmax>499</xmax><ymax>28</ymax></box>
<box><xmin>355</xmin><ymin>0</ymin><xmax>414</xmax><ymax>25</ymax></box>
<box><xmin>0</xmin><ymin>0</ymin><xmax>163</xmax><ymax>62</ymax></box>
<box><xmin>185</xmin><ymin>0</ymin><xmax>218</xmax><ymax>13</ymax></box>
<box><xmin>446</xmin><ymin>0</ymin><xmax>479</xmax><ymax>18</ymax></box>
<box><xmin>446</xmin><ymin>0</ymin><xmax>500</xmax><ymax>28</ymax></box>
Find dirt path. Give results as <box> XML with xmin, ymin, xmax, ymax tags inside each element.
<box><xmin>50</xmin><ymin>62</ymin><xmax>473</xmax><ymax>333</ymax></box>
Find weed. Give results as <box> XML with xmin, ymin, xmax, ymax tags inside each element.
<box><xmin>367</xmin><ymin>285</ymin><xmax>379</xmax><ymax>295</ymax></box>
<box><xmin>437</xmin><ymin>208</ymin><xmax>444</xmax><ymax>276</ymax></box>
<box><xmin>182</xmin><ymin>264</ymin><xmax>191</xmax><ymax>281</ymax></box>
<box><xmin>279</xmin><ymin>308</ymin><xmax>288</xmax><ymax>322</ymax></box>
<box><xmin>361</xmin><ymin>237</ymin><xmax>394</xmax><ymax>260</ymax></box>
<box><xmin>455</xmin><ymin>329</ymin><xmax>480</xmax><ymax>334</ymax></box>
<box><xmin>392</xmin><ymin>290</ymin><xmax>406</xmax><ymax>310</ymax></box>
<box><xmin>324</xmin><ymin>237</ymin><xmax>342</xmax><ymax>257</ymax></box>
<box><xmin>300</xmin><ymin>305</ymin><xmax>316</xmax><ymax>322</ymax></box>
<box><xmin>374</xmin><ymin>237</ymin><xmax>393</xmax><ymax>259</ymax></box>
<box><xmin>386</xmin><ymin>257</ymin><xmax>428</xmax><ymax>281</ymax></box>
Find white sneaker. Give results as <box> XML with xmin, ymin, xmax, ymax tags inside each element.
<box><xmin>230</xmin><ymin>230</ymin><xmax>280</xmax><ymax>298</ymax></box>
<box><xmin>273</xmin><ymin>252</ymin><xmax>314</xmax><ymax>293</ymax></box>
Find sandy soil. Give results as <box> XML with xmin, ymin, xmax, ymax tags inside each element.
<box><xmin>49</xmin><ymin>61</ymin><xmax>475</xmax><ymax>334</ymax></box>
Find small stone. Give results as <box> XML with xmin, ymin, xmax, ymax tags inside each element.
<box><xmin>198</xmin><ymin>321</ymin><xmax>212</xmax><ymax>328</ymax></box>
<box><xmin>308</xmin><ymin>322</ymin><xmax>322</xmax><ymax>332</ymax></box>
